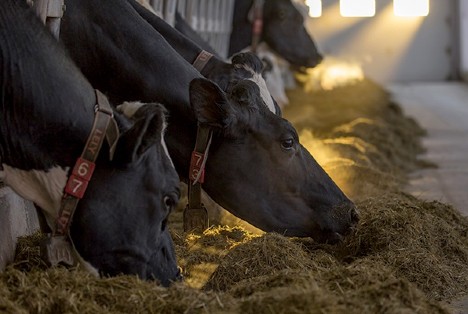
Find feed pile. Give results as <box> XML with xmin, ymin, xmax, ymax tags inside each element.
<box><xmin>1</xmin><ymin>79</ymin><xmax>467</xmax><ymax>313</ymax></box>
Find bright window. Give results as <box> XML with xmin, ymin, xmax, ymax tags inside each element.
<box><xmin>305</xmin><ymin>0</ymin><xmax>322</xmax><ymax>18</ymax></box>
<box><xmin>394</xmin><ymin>0</ymin><xmax>429</xmax><ymax>17</ymax></box>
<box><xmin>340</xmin><ymin>0</ymin><xmax>375</xmax><ymax>17</ymax></box>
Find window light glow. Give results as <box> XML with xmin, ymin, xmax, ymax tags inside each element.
<box><xmin>394</xmin><ymin>0</ymin><xmax>429</xmax><ymax>17</ymax></box>
<box><xmin>305</xmin><ymin>0</ymin><xmax>322</xmax><ymax>18</ymax></box>
<box><xmin>340</xmin><ymin>0</ymin><xmax>375</xmax><ymax>17</ymax></box>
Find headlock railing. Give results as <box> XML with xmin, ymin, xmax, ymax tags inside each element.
<box><xmin>144</xmin><ymin>0</ymin><xmax>235</xmax><ymax>58</ymax></box>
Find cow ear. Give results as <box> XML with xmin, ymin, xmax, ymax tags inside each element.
<box><xmin>189</xmin><ymin>78</ymin><xmax>234</xmax><ymax>128</ymax></box>
<box><xmin>114</xmin><ymin>103</ymin><xmax>167</xmax><ymax>164</ymax></box>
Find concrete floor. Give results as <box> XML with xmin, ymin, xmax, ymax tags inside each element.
<box><xmin>387</xmin><ymin>82</ymin><xmax>468</xmax><ymax>313</ymax></box>
<box><xmin>387</xmin><ymin>82</ymin><xmax>468</xmax><ymax>217</ymax></box>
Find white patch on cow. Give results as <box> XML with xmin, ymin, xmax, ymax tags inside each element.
<box><xmin>250</xmin><ymin>71</ymin><xmax>277</xmax><ymax>114</ymax></box>
<box><xmin>117</xmin><ymin>101</ymin><xmax>145</xmax><ymax>118</ymax></box>
<box><xmin>236</xmin><ymin>64</ymin><xmax>276</xmax><ymax>114</ymax></box>
<box><xmin>160</xmin><ymin>119</ymin><xmax>175</xmax><ymax>169</ymax></box>
<box><xmin>254</xmin><ymin>43</ymin><xmax>290</xmax><ymax>108</ymax></box>
<box><xmin>1</xmin><ymin>164</ymin><xmax>68</xmax><ymax>228</ymax></box>
<box><xmin>77</xmin><ymin>255</ymin><xmax>100</xmax><ymax>276</ymax></box>
<box><xmin>1</xmin><ymin>164</ymin><xmax>109</xmax><ymax>278</ymax></box>
<box><xmin>70</xmin><ymin>239</ymin><xmax>100</xmax><ymax>277</ymax></box>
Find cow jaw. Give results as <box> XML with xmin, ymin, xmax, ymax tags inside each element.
<box><xmin>0</xmin><ymin>163</ymin><xmax>68</xmax><ymax>229</ymax></box>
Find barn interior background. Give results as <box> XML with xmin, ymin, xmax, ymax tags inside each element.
<box><xmin>1</xmin><ymin>0</ymin><xmax>468</xmax><ymax>312</ymax></box>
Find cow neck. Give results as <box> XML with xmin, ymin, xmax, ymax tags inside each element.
<box><xmin>31</xmin><ymin>0</ymin><xmax>65</xmax><ymax>39</ymax></box>
<box><xmin>41</xmin><ymin>89</ymin><xmax>119</xmax><ymax>267</ymax></box>
<box><xmin>128</xmin><ymin>1</ymin><xmax>221</xmax><ymax>79</ymax></box>
<box><xmin>249</xmin><ymin>0</ymin><xmax>265</xmax><ymax>53</ymax></box>
<box><xmin>129</xmin><ymin>0</ymin><xmax>208</xmax><ymax>66</ymax></box>
<box><xmin>183</xmin><ymin>123</ymin><xmax>213</xmax><ymax>234</ymax></box>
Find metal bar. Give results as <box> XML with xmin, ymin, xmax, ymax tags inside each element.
<box><xmin>185</xmin><ymin>0</ymin><xmax>197</xmax><ymax>29</ymax></box>
<box><xmin>177</xmin><ymin>0</ymin><xmax>186</xmax><ymax>19</ymax></box>
<box><xmin>164</xmin><ymin>0</ymin><xmax>177</xmax><ymax>26</ymax></box>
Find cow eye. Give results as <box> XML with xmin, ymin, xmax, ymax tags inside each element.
<box><xmin>278</xmin><ymin>9</ymin><xmax>287</xmax><ymax>20</ymax></box>
<box><xmin>163</xmin><ymin>195</ymin><xmax>176</xmax><ymax>212</ymax></box>
<box><xmin>281</xmin><ymin>138</ymin><xmax>294</xmax><ymax>150</ymax></box>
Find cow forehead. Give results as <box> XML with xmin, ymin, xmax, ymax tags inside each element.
<box><xmin>235</xmin><ymin>64</ymin><xmax>276</xmax><ymax>114</ymax></box>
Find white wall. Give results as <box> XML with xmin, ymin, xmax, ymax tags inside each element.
<box><xmin>305</xmin><ymin>0</ymin><xmax>456</xmax><ymax>84</ymax></box>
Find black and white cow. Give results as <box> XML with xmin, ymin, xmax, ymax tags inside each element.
<box><xmin>0</xmin><ymin>0</ymin><xmax>181</xmax><ymax>286</ymax></box>
<box><xmin>132</xmin><ymin>3</ymin><xmax>290</xmax><ymax>110</ymax></box>
<box><xmin>229</xmin><ymin>0</ymin><xmax>323</xmax><ymax>68</ymax></box>
<box><xmin>128</xmin><ymin>0</ymin><xmax>281</xmax><ymax>115</ymax></box>
<box><xmin>59</xmin><ymin>0</ymin><xmax>359</xmax><ymax>243</ymax></box>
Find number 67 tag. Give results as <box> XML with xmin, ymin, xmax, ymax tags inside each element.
<box><xmin>64</xmin><ymin>158</ymin><xmax>95</xmax><ymax>199</ymax></box>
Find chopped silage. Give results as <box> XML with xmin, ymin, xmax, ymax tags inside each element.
<box><xmin>2</xmin><ymin>79</ymin><xmax>467</xmax><ymax>313</ymax></box>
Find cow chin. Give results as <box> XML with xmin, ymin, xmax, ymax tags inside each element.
<box><xmin>261</xmin><ymin>198</ymin><xmax>359</xmax><ymax>243</ymax></box>
<box><xmin>303</xmin><ymin>202</ymin><xmax>359</xmax><ymax>243</ymax></box>
<box><xmin>88</xmin><ymin>248</ymin><xmax>180</xmax><ymax>287</ymax></box>
<box><xmin>73</xmin><ymin>231</ymin><xmax>180</xmax><ymax>287</ymax></box>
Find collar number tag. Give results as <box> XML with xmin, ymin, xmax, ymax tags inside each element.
<box><xmin>189</xmin><ymin>151</ymin><xmax>205</xmax><ymax>184</ymax></box>
<box><xmin>64</xmin><ymin>158</ymin><xmax>95</xmax><ymax>198</ymax></box>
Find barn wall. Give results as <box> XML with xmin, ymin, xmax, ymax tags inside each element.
<box><xmin>305</xmin><ymin>0</ymin><xmax>457</xmax><ymax>84</ymax></box>
<box><xmin>460</xmin><ymin>0</ymin><xmax>468</xmax><ymax>81</ymax></box>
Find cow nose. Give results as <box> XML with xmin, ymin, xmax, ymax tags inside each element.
<box><xmin>308</xmin><ymin>54</ymin><xmax>323</xmax><ymax>68</ymax></box>
<box><xmin>343</xmin><ymin>206</ymin><xmax>360</xmax><ymax>237</ymax></box>
<box><xmin>176</xmin><ymin>266</ymin><xmax>184</xmax><ymax>282</ymax></box>
<box><xmin>350</xmin><ymin>206</ymin><xmax>360</xmax><ymax>225</ymax></box>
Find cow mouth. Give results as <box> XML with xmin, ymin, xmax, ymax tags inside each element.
<box><xmin>280</xmin><ymin>224</ymin><xmax>348</xmax><ymax>243</ymax></box>
<box><xmin>314</xmin><ymin>231</ymin><xmax>344</xmax><ymax>244</ymax></box>
<box><xmin>314</xmin><ymin>220</ymin><xmax>359</xmax><ymax>244</ymax></box>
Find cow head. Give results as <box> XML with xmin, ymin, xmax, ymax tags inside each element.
<box><xmin>68</xmin><ymin>104</ymin><xmax>181</xmax><ymax>286</ymax></box>
<box><xmin>189</xmin><ymin>78</ymin><xmax>359</xmax><ymax>242</ymax></box>
<box><xmin>262</xmin><ymin>0</ymin><xmax>322</xmax><ymax>68</ymax></box>
<box><xmin>230</xmin><ymin>0</ymin><xmax>322</xmax><ymax>68</ymax></box>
